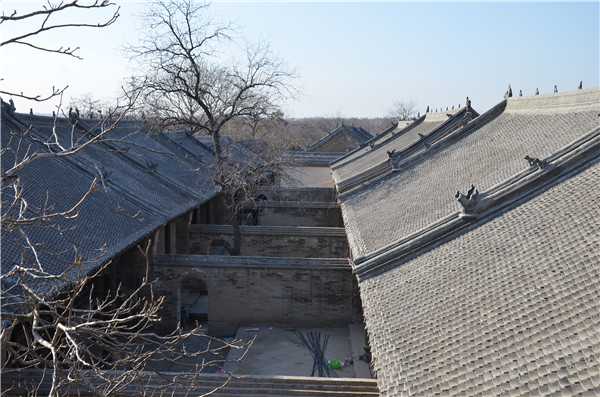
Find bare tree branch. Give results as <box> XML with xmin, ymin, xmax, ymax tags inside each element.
<box><xmin>1</xmin><ymin>0</ymin><xmax>120</xmax><ymax>59</ymax></box>
<box><xmin>387</xmin><ymin>98</ymin><xmax>418</xmax><ymax>121</ymax></box>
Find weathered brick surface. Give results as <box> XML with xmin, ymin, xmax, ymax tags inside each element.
<box><xmin>256</xmin><ymin>187</ymin><xmax>337</xmax><ymax>203</ymax></box>
<box><xmin>153</xmin><ymin>256</ymin><xmax>354</xmax><ymax>336</ymax></box>
<box><xmin>258</xmin><ymin>205</ymin><xmax>344</xmax><ymax>227</ymax></box>
<box><xmin>189</xmin><ymin>227</ymin><xmax>348</xmax><ymax>258</ymax></box>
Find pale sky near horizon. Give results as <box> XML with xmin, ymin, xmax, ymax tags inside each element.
<box><xmin>1</xmin><ymin>1</ymin><xmax>599</xmax><ymax>119</ymax></box>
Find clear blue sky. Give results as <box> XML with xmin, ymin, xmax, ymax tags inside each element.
<box><xmin>2</xmin><ymin>1</ymin><xmax>598</xmax><ymax>118</ymax></box>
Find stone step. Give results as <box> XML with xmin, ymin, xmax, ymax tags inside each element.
<box><xmin>2</xmin><ymin>371</ymin><xmax>379</xmax><ymax>396</ymax></box>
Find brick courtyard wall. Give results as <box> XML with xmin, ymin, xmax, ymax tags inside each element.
<box><xmin>153</xmin><ymin>255</ymin><xmax>354</xmax><ymax>336</ymax></box>
<box><xmin>256</xmin><ymin>202</ymin><xmax>344</xmax><ymax>227</ymax></box>
<box><xmin>189</xmin><ymin>225</ymin><xmax>349</xmax><ymax>258</ymax></box>
<box><xmin>256</xmin><ymin>187</ymin><xmax>337</xmax><ymax>203</ymax></box>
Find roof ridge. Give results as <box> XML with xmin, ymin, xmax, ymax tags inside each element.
<box><xmin>351</xmin><ymin>127</ymin><xmax>600</xmax><ymax>279</ymax></box>
<box><xmin>505</xmin><ymin>86</ymin><xmax>599</xmax><ymax>114</ymax></box>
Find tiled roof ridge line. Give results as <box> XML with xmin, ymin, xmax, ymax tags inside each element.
<box><xmin>422</xmin><ymin>106</ymin><xmax>463</xmax><ymax>122</ymax></box>
<box><xmin>154</xmin><ymin>254</ymin><xmax>350</xmax><ymax>270</ymax></box>
<box><xmin>306</xmin><ymin>125</ymin><xmax>371</xmax><ymax>152</ymax></box>
<box><xmin>504</xmin><ymin>86</ymin><xmax>600</xmax><ymax>114</ymax></box>
<box><xmin>337</xmin><ymin>100</ymin><xmax>507</xmax><ymax>201</ymax></box>
<box><xmin>329</xmin><ymin>122</ymin><xmax>401</xmax><ymax>167</ymax></box>
<box><xmin>335</xmin><ymin>106</ymin><xmax>480</xmax><ymax>193</ymax></box>
<box><xmin>331</xmin><ymin>115</ymin><xmax>425</xmax><ymax>171</ymax></box>
<box><xmin>351</xmin><ymin>126</ymin><xmax>600</xmax><ymax>279</ymax></box>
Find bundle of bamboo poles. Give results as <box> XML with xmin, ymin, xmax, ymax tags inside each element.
<box><xmin>295</xmin><ymin>331</ymin><xmax>339</xmax><ymax>378</ymax></box>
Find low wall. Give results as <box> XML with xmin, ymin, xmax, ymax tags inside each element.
<box><xmin>153</xmin><ymin>254</ymin><xmax>355</xmax><ymax>336</ymax></box>
<box><xmin>257</xmin><ymin>187</ymin><xmax>337</xmax><ymax>203</ymax></box>
<box><xmin>189</xmin><ymin>225</ymin><xmax>349</xmax><ymax>258</ymax></box>
<box><xmin>256</xmin><ymin>202</ymin><xmax>344</xmax><ymax>227</ymax></box>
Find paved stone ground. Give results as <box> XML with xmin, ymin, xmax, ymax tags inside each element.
<box><xmin>143</xmin><ymin>324</ymin><xmax>372</xmax><ymax>379</ymax></box>
<box><xmin>224</xmin><ymin>326</ymin><xmax>372</xmax><ymax>378</ymax></box>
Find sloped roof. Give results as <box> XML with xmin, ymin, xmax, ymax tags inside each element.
<box><xmin>359</xmin><ymin>158</ymin><xmax>600</xmax><ymax>396</ymax></box>
<box><xmin>330</xmin><ymin>111</ymin><xmax>447</xmax><ymax>171</ymax></box>
<box><xmin>306</xmin><ymin>125</ymin><xmax>372</xmax><ymax>152</ymax></box>
<box><xmin>281</xmin><ymin>150</ymin><xmax>345</xmax><ymax>166</ymax></box>
<box><xmin>1</xmin><ymin>108</ymin><xmax>217</xmax><ymax>295</ymax></box>
<box><xmin>333</xmin><ymin>87</ymin><xmax>600</xmax><ymax>396</ymax></box>
<box><xmin>331</xmin><ymin>106</ymin><xmax>478</xmax><ymax>190</ymax></box>
<box><xmin>195</xmin><ymin>135</ymin><xmax>259</xmax><ymax>165</ymax></box>
<box><xmin>339</xmin><ymin>88</ymin><xmax>599</xmax><ymax>259</ymax></box>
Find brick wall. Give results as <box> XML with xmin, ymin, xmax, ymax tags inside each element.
<box><xmin>257</xmin><ymin>187</ymin><xmax>337</xmax><ymax>203</ymax></box>
<box><xmin>257</xmin><ymin>204</ymin><xmax>344</xmax><ymax>227</ymax></box>
<box><xmin>153</xmin><ymin>255</ymin><xmax>355</xmax><ymax>336</ymax></box>
<box><xmin>189</xmin><ymin>225</ymin><xmax>348</xmax><ymax>258</ymax></box>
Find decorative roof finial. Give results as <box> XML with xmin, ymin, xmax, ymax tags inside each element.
<box><xmin>460</xmin><ymin>103</ymin><xmax>473</xmax><ymax>126</ymax></box>
<box><xmin>525</xmin><ymin>155</ymin><xmax>547</xmax><ymax>170</ymax></box>
<box><xmin>504</xmin><ymin>84</ymin><xmax>513</xmax><ymax>99</ymax></box>
<box><xmin>554</xmin><ymin>85</ymin><xmax>558</xmax><ymax>93</ymax></box>
<box><xmin>519</xmin><ymin>90</ymin><xmax>523</xmax><ymax>97</ymax></box>
<box><xmin>455</xmin><ymin>184</ymin><xmax>479</xmax><ymax>219</ymax></box>
<box><xmin>30</xmin><ymin>108</ymin><xmax>33</xmax><ymax>115</ymax></box>
<box><xmin>535</xmin><ymin>88</ymin><xmax>539</xmax><ymax>95</ymax></box>
<box><xmin>426</xmin><ymin>105</ymin><xmax>429</xmax><ymax>113</ymax></box>
<box><xmin>578</xmin><ymin>81</ymin><xmax>582</xmax><ymax>89</ymax></box>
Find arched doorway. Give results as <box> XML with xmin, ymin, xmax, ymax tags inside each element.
<box><xmin>180</xmin><ymin>277</ymin><xmax>208</xmax><ymax>329</ymax></box>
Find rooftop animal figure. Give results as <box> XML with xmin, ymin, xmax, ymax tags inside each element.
<box><xmin>525</xmin><ymin>155</ymin><xmax>547</xmax><ymax>170</ymax></box>
<box><xmin>578</xmin><ymin>81</ymin><xmax>583</xmax><ymax>89</ymax></box>
<box><xmin>456</xmin><ymin>184</ymin><xmax>479</xmax><ymax>212</ymax></box>
<box><xmin>554</xmin><ymin>85</ymin><xmax>558</xmax><ymax>93</ymax></box>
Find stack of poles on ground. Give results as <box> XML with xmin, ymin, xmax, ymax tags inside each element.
<box><xmin>295</xmin><ymin>331</ymin><xmax>339</xmax><ymax>378</ymax></box>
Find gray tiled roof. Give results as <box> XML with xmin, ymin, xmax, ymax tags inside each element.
<box><xmin>340</xmin><ymin>88</ymin><xmax>600</xmax><ymax>258</ymax></box>
<box><xmin>1</xmin><ymin>110</ymin><xmax>217</xmax><ymax>295</ymax></box>
<box><xmin>194</xmin><ymin>135</ymin><xmax>258</xmax><ymax>164</ymax></box>
<box><xmin>359</xmin><ymin>159</ymin><xmax>600</xmax><ymax>396</ymax></box>
<box><xmin>307</xmin><ymin>125</ymin><xmax>373</xmax><ymax>152</ymax></box>
<box><xmin>330</xmin><ymin>109</ymin><xmax>460</xmax><ymax>173</ymax></box>
<box><xmin>281</xmin><ymin>150</ymin><xmax>346</xmax><ymax>166</ymax></box>
<box><xmin>331</xmin><ymin>107</ymin><xmax>477</xmax><ymax>189</ymax></box>
<box><xmin>329</xmin><ymin>119</ymin><xmax>423</xmax><ymax>170</ymax></box>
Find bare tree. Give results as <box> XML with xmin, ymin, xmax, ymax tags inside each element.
<box><xmin>1</xmin><ymin>3</ymin><xmax>252</xmax><ymax>396</ymax></box>
<box><xmin>387</xmin><ymin>98</ymin><xmax>418</xmax><ymax>121</ymax></box>
<box><xmin>68</xmin><ymin>92</ymin><xmax>112</xmax><ymax>119</ymax></box>
<box><xmin>128</xmin><ymin>0</ymin><xmax>296</xmax><ymax>169</ymax></box>
<box><xmin>128</xmin><ymin>0</ymin><xmax>298</xmax><ymax>251</ymax></box>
